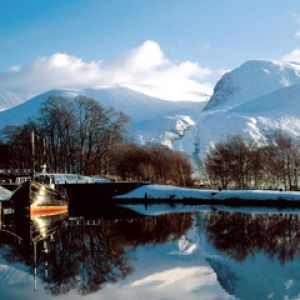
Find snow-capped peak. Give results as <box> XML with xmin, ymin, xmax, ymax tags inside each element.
<box><xmin>204</xmin><ymin>60</ymin><xmax>300</xmax><ymax>111</ymax></box>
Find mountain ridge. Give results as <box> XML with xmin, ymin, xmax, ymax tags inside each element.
<box><xmin>2</xmin><ymin>60</ymin><xmax>300</xmax><ymax>161</ymax></box>
<box><xmin>0</xmin><ymin>87</ymin><xmax>206</xmax><ymax>127</ymax></box>
<box><xmin>204</xmin><ymin>60</ymin><xmax>300</xmax><ymax>111</ymax></box>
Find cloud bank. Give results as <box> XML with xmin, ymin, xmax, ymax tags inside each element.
<box><xmin>0</xmin><ymin>40</ymin><xmax>215</xmax><ymax>102</ymax></box>
<box><xmin>282</xmin><ymin>48</ymin><xmax>300</xmax><ymax>62</ymax></box>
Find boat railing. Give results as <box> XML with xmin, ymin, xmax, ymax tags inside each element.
<box><xmin>31</xmin><ymin>182</ymin><xmax>68</xmax><ymax>198</ymax></box>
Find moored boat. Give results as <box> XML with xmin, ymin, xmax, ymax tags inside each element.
<box><xmin>11</xmin><ymin>180</ymin><xmax>68</xmax><ymax>216</ymax></box>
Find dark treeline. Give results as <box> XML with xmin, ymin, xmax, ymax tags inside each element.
<box><xmin>204</xmin><ymin>134</ymin><xmax>300</xmax><ymax>190</ymax></box>
<box><xmin>110</xmin><ymin>143</ymin><xmax>193</xmax><ymax>186</ymax></box>
<box><xmin>0</xmin><ymin>95</ymin><xmax>193</xmax><ymax>185</ymax></box>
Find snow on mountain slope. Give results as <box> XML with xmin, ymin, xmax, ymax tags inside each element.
<box><xmin>0</xmin><ymin>92</ymin><xmax>32</xmax><ymax>112</ymax></box>
<box><xmin>156</xmin><ymin>60</ymin><xmax>300</xmax><ymax>157</ymax></box>
<box><xmin>134</xmin><ymin>115</ymin><xmax>196</xmax><ymax>149</ymax></box>
<box><xmin>83</xmin><ymin>86</ymin><xmax>205</xmax><ymax>122</ymax></box>
<box><xmin>0</xmin><ymin>87</ymin><xmax>207</xmax><ymax>155</ymax></box>
<box><xmin>0</xmin><ymin>87</ymin><xmax>205</xmax><ymax>128</ymax></box>
<box><xmin>232</xmin><ymin>83</ymin><xmax>300</xmax><ymax>116</ymax></box>
<box><xmin>3</xmin><ymin>60</ymin><xmax>300</xmax><ymax>161</ymax></box>
<box><xmin>204</xmin><ymin>60</ymin><xmax>300</xmax><ymax>111</ymax></box>
<box><xmin>0</xmin><ymin>89</ymin><xmax>79</xmax><ymax>129</ymax></box>
<box><xmin>190</xmin><ymin>83</ymin><xmax>300</xmax><ymax>155</ymax></box>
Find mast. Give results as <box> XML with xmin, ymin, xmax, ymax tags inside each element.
<box><xmin>31</xmin><ymin>131</ymin><xmax>35</xmax><ymax>179</ymax></box>
<box><xmin>33</xmin><ymin>240</ymin><xmax>37</xmax><ymax>292</ymax></box>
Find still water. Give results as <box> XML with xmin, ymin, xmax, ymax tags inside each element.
<box><xmin>1</xmin><ymin>205</ymin><xmax>300</xmax><ymax>300</ymax></box>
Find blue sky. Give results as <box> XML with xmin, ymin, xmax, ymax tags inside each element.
<box><xmin>1</xmin><ymin>0</ymin><xmax>300</xmax><ymax>100</ymax></box>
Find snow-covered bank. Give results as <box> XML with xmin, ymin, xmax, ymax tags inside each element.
<box><xmin>115</xmin><ymin>184</ymin><xmax>300</xmax><ymax>202</ymax></box>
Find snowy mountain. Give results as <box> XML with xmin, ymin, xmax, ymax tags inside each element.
<box><xmin>2</xmin><ymin>60</ymin><xmax>300</xmax><ymax>160</ymax></box>
<box><xmin>0</xmin><ymin>87</ymin><xmax>206</xmax><ymax>126</ymax></box>
<box><xmin>131</xmin><ymin>59</ymin><xmax>300</xmax><ymax>158</ymax></box>
<box><xmin>194</xmin><ymin>78</ymin><xmax>300</xmax><ymax>155</ymax></box>
<box><xmin>168</xmin><ymin>60</ymin><xmax>300</xmax><ymax>157</ymax></box>
<box><xmin>134</xmin><ymin>115</ymin><xmax>196</xmax><ymax>149</ymax></box>
<box><xmin>204</xmin><ymin>60</ymin><xmax>300</xmax><ymax>111</ymax></box>
<box><xmin>0</xmin><ymin>87</ymin><xmax>206</xmax><ymax>154</ymax></box>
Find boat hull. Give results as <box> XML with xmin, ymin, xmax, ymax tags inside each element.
<box><xmin>11</xmin><ymin>181</ymin><xmax>68</xmax><ymax>215</ymax></box>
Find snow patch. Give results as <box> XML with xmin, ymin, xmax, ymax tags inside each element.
<box><xmin>115</xmin><ymin>184</ymin><xmax>300</xmax><ymax>201</ymax></box>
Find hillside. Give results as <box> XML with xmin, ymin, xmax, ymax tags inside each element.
<box><xmin>0</xmin><ymin>87</ymin><xmax>206</xmax><ymax>154</ymax></box>
<box><xmin>0</xmin><ymin>87</ymin><xmax>205</xmax><ymax>127</ymax></box>
<box><xmin>2</xmin><ymin>60</ymin><xmax>300</xmax><ymax>160</ymax></box>
<box><xmin>193</xmin><ymin>83</ymin><xmax>300</xmax><ymax>155</ymax></box>
<box><xmin>204</xmin><ymin>60</ymin><xmax>300</xmax><ymax>111</ymax></box>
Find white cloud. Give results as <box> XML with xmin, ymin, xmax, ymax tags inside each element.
<box><xmin>282</xmin><ymin>48</ymin><xmax>300</xmax><ymax>62</ymax></box>
<box><xmin>0</xmin><ymin>40</ymin><xmax>216</xmax><ymax>102</ymax></box>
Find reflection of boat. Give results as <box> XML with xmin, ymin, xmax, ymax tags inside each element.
<box><xmin>30</xmin><ymin>210</ymin><xmax>68</xmax><ymax>241</ymax></box>
<box><xmin>0</xmin><ymin>204</ymin><xmax>69</xmax><ymax>292</ymax></box>
<box><xmin>11</xmin><ymin>180</ymin><xmax>68</xmax><ymax>216</ymax></box>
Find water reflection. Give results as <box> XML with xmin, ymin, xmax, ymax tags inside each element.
<box><xmin>205</xmin><ymin>211</ymin><xmax>300</xmax><ymax>263</ymax></box>
<box><xmin>0</xmin><ymin>209</ymin><xmax>192</xmax><ymax>297</ymax></box>
<box><xmin>0</xmin><ymin>210</ymin><xmax>69</xmax><ymax>293</ymax></box>
<box><xmin>2</xmin><ymin>207</ymin><xmax>300</xmax><ymax>299</ymax></box>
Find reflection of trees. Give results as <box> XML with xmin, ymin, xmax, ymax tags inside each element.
<box><xmin>43</xmin><ymin>221</ymin><xmax>131</xmax><ymax>295</ymax></box>
<box><xmin>44</xmin><ymin>213</ymin><xmax>192</xmax><ymax>295</ymax></box>
<box><xmin>0</xmin><ymin>212</ymin><xmax>192</xmax><ymax>296</ymax></box>
<box><xmin>205</xmin><ymin>211</ymin><xmax>300</xmax><ymax>263</ymax></box>
<box><xmin>116</xmin><ymin>213</ymin><xmax>193</xmax><ymax>246</ymax></box>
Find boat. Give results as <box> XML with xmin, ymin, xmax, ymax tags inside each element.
<box><xmin>10</xmin><ymin>179</ymin><xmax>68</xmax><ymax>216</ymax></box>
<box><xmin>9</xmin><ymin>131</ymin><xmax>68</xmax><ymax>216</ymax></box>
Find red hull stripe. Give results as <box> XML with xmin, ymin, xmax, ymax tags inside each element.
<box><xmin>30</xmin><ymin>206</ymin><xmax>68</xmax><ymax>217</ymax></box>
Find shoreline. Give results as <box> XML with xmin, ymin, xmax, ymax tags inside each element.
<box><xmin>114</xmin><ymin>184</ymin><xmax>300</xmax><ymax>208</ymax></box>
<box><xmin>114</xmin><ymin>197</ymin><xmax>300</xmax><ymax>208</ymax></box>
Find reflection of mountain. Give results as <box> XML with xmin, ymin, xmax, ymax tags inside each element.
<box><xmin>206</xmin><ymin>253</ymin><xmax>300</xmax><ymax>300</ymax></box>
<box><xmin>201</xmin><ymin>211</ymin><xmax>300</xmax><ymax>300</ymax></box>
<box><xmin>2</xmin><ymin>209</ymin><xmax>300</xmax><ymax>299</ymax></box>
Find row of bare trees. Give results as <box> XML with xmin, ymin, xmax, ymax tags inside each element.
<box><xmin>204</xmin><ymin>134</ymin><xmax>300</xmax><ymax>190</ymax></box>
<box><xmin>1</xmin><ymin>96</ymin><xmax>129</xmax><ymax>175</ymax></box>
<box><xmin>0</xmin><ymin>95</ymin><xmax>193</xmax><ymax>185</ymax></box>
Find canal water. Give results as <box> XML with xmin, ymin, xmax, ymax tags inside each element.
<box><xmin>1</xmin><ymin>205</ymin><xmax>300</xmax><ymax>300</ymax></box>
